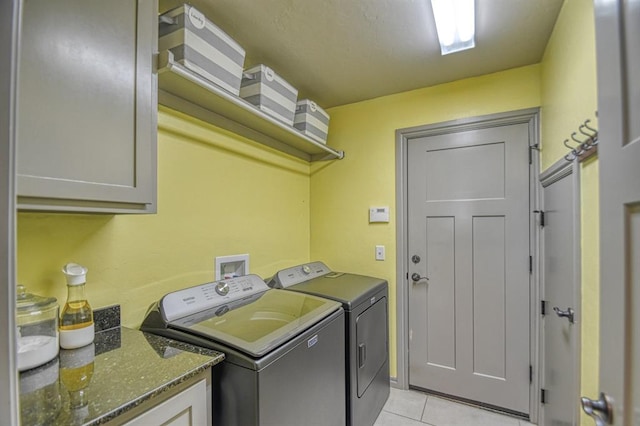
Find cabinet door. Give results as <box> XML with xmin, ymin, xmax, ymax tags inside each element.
<box><xmin>123</xmin><ymin>379</ymin><xmax>208</xmax><ymax>426</ymax></box>
<box><xmin>16</xmin><ymin>0</ymin><xmax>157</xmax><ymax>213</ymax></box>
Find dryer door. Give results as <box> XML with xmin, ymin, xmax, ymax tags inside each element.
<box><xmin>356</xmin><ymin>297</ymin><xmax>388</xmax><ymax>397</ymax></box>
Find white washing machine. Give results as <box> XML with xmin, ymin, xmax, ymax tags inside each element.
<box><xmin>268</xmin><ymin>261</ymin><xmax>390</xmax><ymax>426</ymax></box>
<box><xmin>141</xmin><ymin>274</ymin><xmax>346</xmax><ymax>425</ymax></box>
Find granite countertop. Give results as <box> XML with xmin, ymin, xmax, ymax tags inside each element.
<box><xmin>19</xmin><ymin>325</ymin><xmax>224</xmax><ymax>425</ymax></box>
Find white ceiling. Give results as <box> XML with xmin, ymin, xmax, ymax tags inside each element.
<box><xmin>159</xmin><ymin>0</ymin><xmax>564</xmax><ymax>108</ymax></box>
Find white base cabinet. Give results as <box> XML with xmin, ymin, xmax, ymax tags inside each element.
<box><xmin>123</xmin><ymin>378</ymin><xmax>208</xmax><ymax>426</ymax></box>
<box><xmin>110</xmin><ymin>369</ymin><xmax>212</xmax><ymax>426</ymax></box>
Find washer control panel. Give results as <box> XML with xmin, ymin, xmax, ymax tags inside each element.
<box><xmin>160</xmin><ymin>274</ymin><xmax>268</xmax><ymax>322</ymax></box>
<box><xmin>269</xmin><ymin>261</ymin><xmax>332</xmax><ymax>288</ymax></box>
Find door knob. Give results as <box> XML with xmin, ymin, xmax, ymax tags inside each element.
<box><xmin>553</xmin><ymin>306</ymin><xmax>575</xmax><ymax>323</ymax></box>
<box><xmin>411</xmin><ymin>273</ymin><xmax>429</xmax><ymax>282</ymax></box>
<box><xmin>581</xmin><ymin>392</ymin><xmax>614</xmax><ymax>425</ymax></box>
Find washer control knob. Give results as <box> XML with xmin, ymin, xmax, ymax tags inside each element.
<box><xmin>302</xmin><ymin>265</ymin><xmax>312</xmax><ymax>275</ymax></box>
<box><xmin>215</xmin><ymin>281</ymin><xmax>230</xmax><ymax>296</ymax></box>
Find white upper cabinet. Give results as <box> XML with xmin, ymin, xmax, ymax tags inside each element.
<box><xmin>16</xmin><ymin>0</ymin><xmax>158</xmax><ymax>213</ymax></box>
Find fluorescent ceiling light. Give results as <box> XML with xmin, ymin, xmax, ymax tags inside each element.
<box><xmin>430</xmin><ymin>0</ymin><xmax>475</xmax><ymax>55</ymax></box>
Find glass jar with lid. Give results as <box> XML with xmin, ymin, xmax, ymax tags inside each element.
<box><xmin>16</xmin><ymin>285</ymin><xmax>60</xmax><ymax>371</ymax></box>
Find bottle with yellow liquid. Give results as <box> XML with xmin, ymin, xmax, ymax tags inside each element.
<box><xmin>59</xmin><ymin>263</ymin><xmax>94</xmax><ymax>349</ymax></box>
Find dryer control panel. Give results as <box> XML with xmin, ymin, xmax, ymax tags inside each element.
<box><xmin>269</xmin><ymin>261</ymin><xmax>333</xmax><ymax>288</ymax></box>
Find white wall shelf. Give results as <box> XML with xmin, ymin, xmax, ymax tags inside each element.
<box><xmin>157</xmin><ymin>50</ymin><xmax>344</xmax><ymax>162</ymax></box>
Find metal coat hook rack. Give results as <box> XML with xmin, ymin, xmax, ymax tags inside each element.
<box><xmin>564</xmin><ymin>118</ymin><xmax>598</xmax><ymax>162</ymax></box>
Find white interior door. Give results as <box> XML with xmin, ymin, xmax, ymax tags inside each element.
<box><xmin>407</xmin><ymin>122</ymin><xmax>531</xmax><ymax>415</ymax></box>
<box><xmin>583</xmin><ymin>0</ymin><xmax>640</xmax><ymax>424</ymax></box>
<box><xmin>540</xmin><ymin>164</ymin><xmax>580</xmax><ymax>425</ymax></box>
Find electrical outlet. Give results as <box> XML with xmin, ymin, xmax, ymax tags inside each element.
<box><xmin>375</xmin><ymin>245</ymin><xmax>385</xmax><ymax>261</ymax></box>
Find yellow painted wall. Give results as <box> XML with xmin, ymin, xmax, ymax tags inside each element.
<box><xmin>540</xmin><ymin>0</ymin><xmax>598</xmax><ymax>170</ymax></box>
<box><xmin>579</xmin><ymin>158</ymin><xmax>599</xmax><ymax>425</ymax></box>
<box><xmin>539</xmin><ymin>1</ymin><xmax>599</xmax><ymax>424</ymax></box>
<box><xmin>17</xmin><ymin>107</ymin><xmax>312</xmax><ymax>327</ymax></box>
<box><xmin>312</xmin><ymin>65</ymin><xmax>542</xmax><ymax>378</ymax></box>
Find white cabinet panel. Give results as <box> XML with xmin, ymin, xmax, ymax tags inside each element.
<box><xmin>123</xmin><ymin>379</ymin><xmax>208</xmax><ymax>426</ymax></box>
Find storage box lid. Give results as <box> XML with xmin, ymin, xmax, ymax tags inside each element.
<box><xmin>296</xmin><ymin>99</ymin><xmax>330</xmax><ymax>120</ymax></box>
<box><xmin>243</xmin><ymin>64</ymin><xmax>297</xmax><ymax>94</ymax></box>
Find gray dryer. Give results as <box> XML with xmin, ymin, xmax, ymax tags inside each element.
<box><xmin>268</xmin><ymin>261</ymin><xmax>389</xmax><ymax>426</ymax></box>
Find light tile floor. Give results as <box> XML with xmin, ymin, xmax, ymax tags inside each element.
<box><xmin>374</xmin><ymin>388</ymin><xmax>536</xmax><ymax>426</ymax></box>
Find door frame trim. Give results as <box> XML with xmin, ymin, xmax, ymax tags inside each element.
<box><xmin>395</xmin><ymin>108</ymin><xmax>541</xmax><ymax>421</ymax></box>
<box><xmin>1</xmin><ymin>0</ymin><xmax>19</xmax><ymax>422</ymax></box>
<box><xmin>538</xmin><ymin>156</ymin><xmax>582</xmax><ymax>425</ymax></box>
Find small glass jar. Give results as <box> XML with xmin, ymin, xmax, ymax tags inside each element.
<box><xmin>16</xmin><ymin>285</ymin><xmax>60</xmax><ymax>371</ymax></box>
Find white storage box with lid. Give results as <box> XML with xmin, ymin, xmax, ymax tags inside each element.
<box><xmin>293</xmin><ymin>100</ymin><xmax>330</xmax><ymax>144</ymax></box>
<box><xmin>158</xmin><ymin>4</ymin><xmax>246</xmax><ymax>96</ymax></box>
<box><xmin>239</xmin><ymin>65</ymin><xmax>298</xmax><ymax>126</ymax></box>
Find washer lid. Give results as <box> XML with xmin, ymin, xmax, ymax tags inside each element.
<box><xmin>166</xmin><ymin>287</ymin><xmax>341</xmax><ymax>358</ymax></box>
